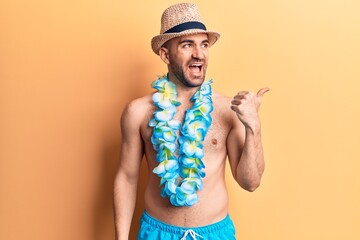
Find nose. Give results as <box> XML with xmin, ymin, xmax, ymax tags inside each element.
<box><xmin>192</xmin><ymin>45</ymin><xmax>205</xmax><ymax>60</ymax></box>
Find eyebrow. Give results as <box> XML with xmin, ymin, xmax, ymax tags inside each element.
<box><xmin>178</xmin><ymin>39</ymin><xmax>210</xmax><ymax>45</ymax></box>
<box><xmin>179</xmin><ymin>39</ymin><xmax>194</xmax><ymax>44</ymax></box>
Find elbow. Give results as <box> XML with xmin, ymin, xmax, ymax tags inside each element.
<box><xmin>243</xmin><ymin>182</ymin><xmax>260</xmax><ymax>192</ymax></box>
<box><xmin>235</xmin><ymin>167</ymin><xmax>264</xmax><ymax>192</ymax></box>
<box><xmin>237</xmin><ymin>178</ymin><xmax>261</xmax><ymax>192</ymax></box>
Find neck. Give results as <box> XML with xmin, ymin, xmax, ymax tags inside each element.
<box><xmin>167</xmin><ymin>72</ymin><xmax>201</xmax><ymax>102</ymax></box>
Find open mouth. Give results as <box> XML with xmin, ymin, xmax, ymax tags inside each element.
<box><xmin>189</xmin><ymin>63</ymin><xmax>203</xmax><ymax>73</ymax></box>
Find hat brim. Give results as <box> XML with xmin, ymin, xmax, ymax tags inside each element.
<box><xmin>151</xmin><ymin>29</ymin><xmax>220</xmax><ymax>55</ymax></box>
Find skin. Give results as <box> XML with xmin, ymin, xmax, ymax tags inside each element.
<box><xmin>113</xmin><ymin>33</ymin><xmax>269</xmax><ymax>240</ymax></box>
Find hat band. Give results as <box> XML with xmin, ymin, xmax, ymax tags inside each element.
<box><xmin>163</xmin><ymin>21</ymin><xmax>206</xmax><ymax>34</ymax></box>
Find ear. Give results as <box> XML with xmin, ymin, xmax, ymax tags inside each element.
<box><xmin>159</xmin><ymin>47</ymin><xmax>170</xmax><ymax>65</ymax></box>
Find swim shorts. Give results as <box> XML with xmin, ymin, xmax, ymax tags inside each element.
<box><xmin>138</xmin><ymin>210</ymin><xmax>236</xmax><ymax>240</ymax></box>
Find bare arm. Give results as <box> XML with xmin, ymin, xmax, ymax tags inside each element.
<box><xmin>227</xmin><ymin>88</ymin><xmax>269</xmax><ymax>192</ymax></box>
<box><xmin>113</xmin><ymin>101</ymin><xmax>144</xmax><ymax>240</ymax></box>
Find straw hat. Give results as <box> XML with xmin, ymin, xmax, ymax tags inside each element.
<box><xmin>151</xmin><ymin>3</ymin><xmax>220</xmax><ymax>55</ymax></box>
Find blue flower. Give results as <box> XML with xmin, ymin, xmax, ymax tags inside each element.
<box><xmin>181</xmin><ymin>120</ymin><xmax>207</xmax><ymax>141</ymax></box>
<box><xmin>158</xmin><ymin>142</ymin><xmax>177</xmax><ymax>153</ymax></box>
<box><xmin>191</xmin><ymin>80</ymin><xmax>212</xmax><ymax>100</ymax></box>
<box><xmin>179</xmin><ymin>156</ymin><xmax>205</xmax><ymax>169</ymax></box>
<box><xmin>161</xmin><ymin>181</ymin><xmax>177</xmax><ymax>196</ymax></box>
<box><xmin>178</xmin><ymin>139</ymin><xmax>204</xmax><ymax>158</ymax></box>
<box><xmin>152</xmin><ymin>77</ymin><xmax>180</xmax><ymax>109</ymax></box>
<box><xmin>185</xmin><ymin>193</ymin><xmax>198</xmax><ymax>206</ymax></box>
<box><xmin>153</xmin><ymin>159</ymin><xmax>179</xmax><ymax>176</ymax></box>
<box><xmin>154</xmin><ymin>107</ymin><xmax>176</xmax><ymax>122</ymax></box>
<box><xmin>170</xmin><ymin>192</ymin><xmax>186</xmax><ymax>206</ymax></box>
<box><xmin>194</xmin><ymin>101</ymin><xmax>213</xmax><ymax>116</ymax></box>
<box><xmin>180</xmin><ymin>179</ymin><xmax>197</xmax><ymax>194</ymax></box>
<box><xmin>180</xmin><ymin>167</ymin><xmax>205</xmax><ymax>179</ymax></box>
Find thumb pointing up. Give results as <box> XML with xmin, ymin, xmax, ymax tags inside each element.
<box><xmin>256</xmin><ymin>87</ymin><xmax>270</xmax><ymax>100</ymax></box>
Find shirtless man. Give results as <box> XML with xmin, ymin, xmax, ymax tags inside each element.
<box><xmin>113</xmin><ymin>3</ymin><xmax>268</xmax><ymax>240</ymax></box>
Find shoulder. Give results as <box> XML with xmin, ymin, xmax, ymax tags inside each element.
<box><xmin>123</xmin><ymin>94</ymin><xmax>153</xmax><ymax>113</ymax></box>
<box><xmin>212</xmin><ymin>91</ymin><xmax>233</xmax><ymax>116</ymax></box>
<box><xmin>121</xmin><ymin>93</ymin><xmax>154</xmax><ymax>126</ymax></box>
<box><xmin>212</xmin><ymin>91</ymin><xmax>232</xmax><ymax>106</ymax></box>
<box><xmin>212</xmin><ymin>91</ymin><xmax>240</xmax><ymax>128</ymax></box>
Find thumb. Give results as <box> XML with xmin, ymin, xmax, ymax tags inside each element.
<box><xmin>256</xmin><ymin>87</ymin><xmax>270</xmax><ymax>98</ymax></box>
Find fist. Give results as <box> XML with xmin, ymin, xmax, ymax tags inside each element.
<box><xmin>230</xmin><ymin>88</ymin><xmax>269</xmax><ymax>129</ymax></box>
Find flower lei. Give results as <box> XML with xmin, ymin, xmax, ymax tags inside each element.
<box><xmin>148</xmin><ymin>75</ymin><xmax>213</xmax><ymax>207</ymax></box>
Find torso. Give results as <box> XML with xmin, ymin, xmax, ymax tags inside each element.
<box><xmin>138</xmin><ymin>91</ymin><xmax>235</xmax><ymax>227</ymax></box>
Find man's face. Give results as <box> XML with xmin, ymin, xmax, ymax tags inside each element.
<box><xmin>164</xmin><ymin>33</ymin><xmax>209</xmax><ymax>88</ymax></box>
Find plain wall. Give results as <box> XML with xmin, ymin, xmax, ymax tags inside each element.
<box><xmin>1</xmin><ymin>0</ymin><xmax>359</xmax><ymax>239</ymax></box>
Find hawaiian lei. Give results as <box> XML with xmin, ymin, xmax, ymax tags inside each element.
<box><xmin>148</xmin><ymin>74</ymin><xmax>213</xmax><ymax>207</ymax></box>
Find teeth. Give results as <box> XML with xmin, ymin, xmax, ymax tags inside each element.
<box><xmin>190</xmin><ymin>64</ymin><xmax>202</xmax><ymax>67</ymax></box>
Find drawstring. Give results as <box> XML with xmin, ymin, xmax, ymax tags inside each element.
<box><xmin>180</xmin><ymin>229</ymin><xmax>203</xmax><ymax>240</ymax></box>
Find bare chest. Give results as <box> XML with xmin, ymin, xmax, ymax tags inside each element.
<box><xmin>140</xmin><ymin>102</ymin><xmax>230</xmax><ymax>158</ymax></box>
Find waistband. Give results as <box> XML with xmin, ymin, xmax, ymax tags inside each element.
<box><xmin>141</xmin><ymin>210</ymin><xmax>233</xmax><ymax>235</ymax></box>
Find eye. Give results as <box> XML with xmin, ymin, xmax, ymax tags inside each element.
<box><xmin>183</xmin><ymin>43</ymin><xmax>192</xmax><ymax>48</ymax></box>
<box><xmin>202</xmin><ymin>42</ymin><xmax>209</xmax><ymax>48</ymax></box>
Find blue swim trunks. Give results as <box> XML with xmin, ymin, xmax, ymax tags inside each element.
<box><xmin>138</xmin><ymin>210</ymin><xmax>236</xmax><ymax>240</ymax></box>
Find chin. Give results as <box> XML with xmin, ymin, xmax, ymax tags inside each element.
<box><xmin>184</xmin><ymin>72</ymin><xmax>206</xmax><ymax>87</ymax></box>
<box><xmin>184</xmin><ymin>78</ymin><xmax>204</xmax><ymax>88</ymax></box>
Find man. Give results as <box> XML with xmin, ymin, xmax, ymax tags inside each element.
<box><xmin>113</xmin><ymin>3</ymin><xmax>269</xmax><ymax>240</ymax></box>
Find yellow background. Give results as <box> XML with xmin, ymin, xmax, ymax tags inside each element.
<box><xmin>1</xmin><ymin>0</ymin><xmax>359</xmax><ymax>239</ymax></box>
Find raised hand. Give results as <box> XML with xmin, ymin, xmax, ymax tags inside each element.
<box><xmin>230</xmin><ymin>88</ymin><xmax>269</xmax><ymax>130</ymax></box>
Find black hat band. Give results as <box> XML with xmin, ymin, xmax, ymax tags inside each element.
<box><xmin>164</xmin><ymin>21</ymin><xmax>207</xmax><ymax>34</ymax></box>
